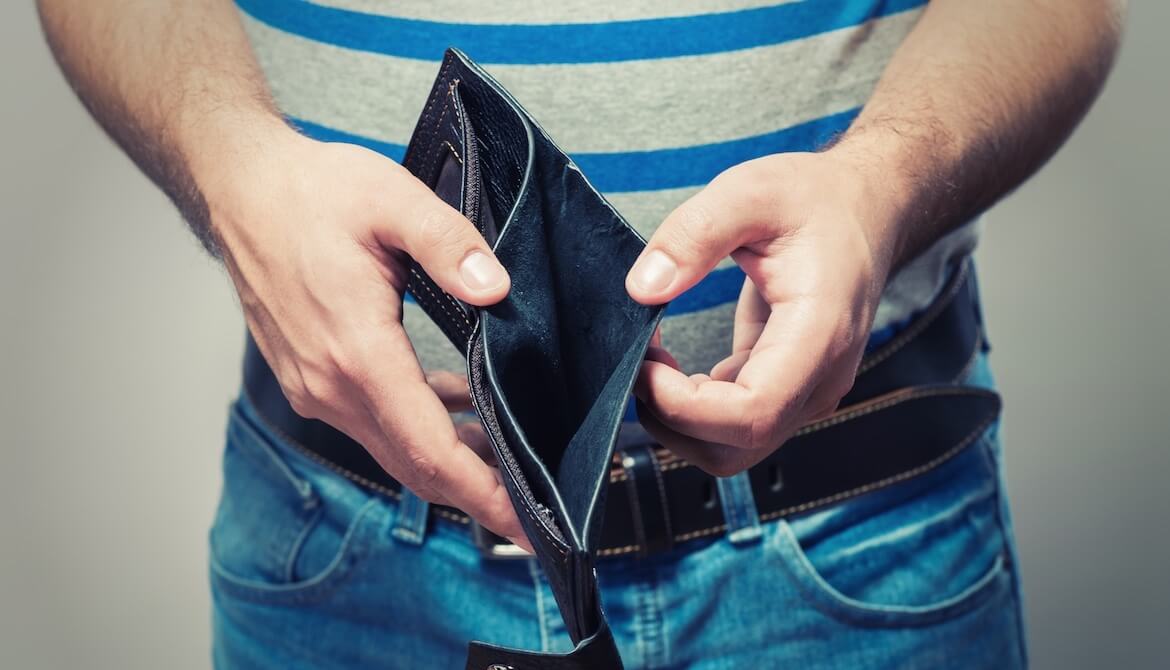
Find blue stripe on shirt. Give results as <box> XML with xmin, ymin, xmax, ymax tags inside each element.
<box><xmin>236</xmin><ymin>0</ymin><xmax>927</xmax><ymax>64</ymax></box>
<box><xmin>572</xmin><ymin>109</ymin><xmax>857</xmax><ymax>192</ymax></box>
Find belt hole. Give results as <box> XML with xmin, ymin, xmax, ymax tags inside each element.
<box><xmin>768</xmin><ymin>463</ymin><xmax>783</xmax><ymax>493</ymax></box>
<box><xmin>703</xmin><ymin>480</ymin><xmax>717</xmax><ymax>510</ymax></box>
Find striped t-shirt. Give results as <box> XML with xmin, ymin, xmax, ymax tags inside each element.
<box><xmin>235</xmin><ymin>0</ymin><xmax>979</xmax><ymax>382</ymax></box>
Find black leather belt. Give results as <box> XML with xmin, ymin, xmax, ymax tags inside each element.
<box><xmin>244</xmin><ymin>50</ymin><xmax>1000</xmax><ymax>669</ymax></box>
<box><xmin>243</xmin><ymin>256</ymin><xmax>995</xmax><ymax>561</ymax></box>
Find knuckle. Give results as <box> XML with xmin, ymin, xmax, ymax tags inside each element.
<box><xmin>406</xmin><ymin>450</ymin><xmax>441</xmax><ymax>490</ymax></box>
<box><xmin>284</xmin><ymin>387</ymin><xmax>316</xmax><ymax>418</ymax></box>
<box><xmin>746</xmin><ymin>404</ymin><xmax>784</xmax><ymax>451</ymax></box>
<box><xmin>412</xmin><ymin>206</ymin><xmax>469</xmax><ymax>258</ymax></box>
<box><xmin>299</xmin><ymin>366</ymin><xmax>337</xmax><ymax>406</ymax></box>
<box><xmin>283</xmin><ymin>357</ymin><xmax>344</xmax><ymax>419</ymax></box>
<box><xmin>655</xmin><ymin>401</ymin><xmax>682</xmax><ymax>425</ymax></box>
<box><xmin>328</xmin><ymin>345</ymin><xmax>368</xmax><ymax>389</ymax></box>
<box><xmin>281</xmin><ymin>371</ymin><xmax>323</xmax><ymax>420</ymax></box>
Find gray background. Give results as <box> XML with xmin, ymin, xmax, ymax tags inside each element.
<box><xmin>2</xmin><ymin>2</ymin><xmax>1166</xmax><ymax>668</ymax></box>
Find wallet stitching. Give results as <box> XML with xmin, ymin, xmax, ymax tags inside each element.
<box><xmin>409</xmin><ymin>58</ymin><xmax>454</xmax><ymax>176</ymax></box>
<box><xmin>517</xmin><ymin>496</ymin><xmax>569</xmax><ymax>557</ymax></box>
<box><xmin>418</xmin><ymin>72</ymin><xmax>455</xmax><ymax>179</ymax></box>
<box><xmin>422</xmin><ymin>84</ymin><xmax>452</xmax><ymax>180</ymax></box>
<box><xmin>423</xmin><ymin>81</ymin><xmax>457</xmax><ymax>192</ymax></box>
<box><xmin>406</xmin><ymin>60</ymin><xmax>471</xmax><ymax>339</ymax></box>
<box><xmin>409</xmin><ymin>266</ymin><xmax>471</xmax><ymax>337</ymax></box>
<box><xmin>441</xmin><ymin>140</ymin><xmax>463</xmax><ymax>165</ymax></box>
<box><xmin>422</xmin><ymin>79</ymin><xmax>483</xmax><ymax>330</ymax></box>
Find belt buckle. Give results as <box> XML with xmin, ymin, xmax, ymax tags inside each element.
<box><xmin>471</xmin><ymin>521</ymin><xmax>531</xmax><ymax>560</ymax></box>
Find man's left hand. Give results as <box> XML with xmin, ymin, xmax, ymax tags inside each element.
<box><xmin>626</xmin><ymin>150</ymin><xmax>905</xmax><ymax>477</ymax></box>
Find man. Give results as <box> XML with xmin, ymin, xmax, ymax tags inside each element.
<box><xmin>38</xmin><ymin>0</ymin><xmax>1122</xmax><ymax>667</ymax></box>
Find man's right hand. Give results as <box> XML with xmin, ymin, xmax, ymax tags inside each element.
<box><xmin>197</xmin><ymin>124</ymin><xmax>531</xmax><ymax>550</ymax></box>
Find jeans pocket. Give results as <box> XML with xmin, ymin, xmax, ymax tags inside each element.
<box><xmin>766</xmin><ymin>434</ymin><xmax>1012</xmax><ymax>627</ymax></box>
<box><xmin>209</xmin><ymin>401</ymin><xmax>381</xmax><ymax>606</ymax></box>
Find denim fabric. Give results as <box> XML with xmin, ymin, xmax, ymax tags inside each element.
<box><xmin>210</xmin><ymin>351</ymin><xmax>1027</xmax><ymax>669</ymax></box>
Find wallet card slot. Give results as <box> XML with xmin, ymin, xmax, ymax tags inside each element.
<box><xmin>407</xmin><ymin>81</ymin><xmax>485</xmax><ymax>348</ymax></box>
<box><xmin>468</xmin><ymin>334</ymin><xmax>568</xmax><ymax>547</ymax></box>
<box><xmin>412</xmin><ymin>81</ymin><xmax>507</xmax><ymax>349</ymax></box>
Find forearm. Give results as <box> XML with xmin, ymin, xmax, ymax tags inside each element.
<box><xmin>835</xmin><ymin>0</ymin><xmax>1126</xmax><ymax>270</ymax></box>
<box><xmin>37</xmin><ymin>0</ymin><xmax>285</xmax><ymax>256</ymax></box>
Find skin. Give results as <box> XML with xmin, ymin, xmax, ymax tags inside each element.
<box><xmin>627</xmin><ymin>0</ymin><xmax>1126</xmax><ymax>476</ymax></box>
<box><xmin>38</xmin><ymin>0</ymin><xmax>1123</xmax><ymax>547</ymax></box>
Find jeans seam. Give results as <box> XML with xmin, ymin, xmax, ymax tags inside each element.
<box><xmin>209</xmin><ymin>497</ymin><xmax>380</xmax><ymax>606</ymax></box>
<box><xmin>283</xmin><ymin>505</ymin><xmax>325</xmax><ymax>582</ymax></box>
<box><xmin>772</xmin><ymin>518</ymin><xmax>1009</xmax><ymax>626</ymax></box>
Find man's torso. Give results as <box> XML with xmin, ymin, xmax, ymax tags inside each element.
<box><xmin>235</xmin><ymin>0</ymin><xmax>979</xmax><ymax>379</ymax></box>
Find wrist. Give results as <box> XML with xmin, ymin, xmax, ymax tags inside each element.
<box><xmin>815</xmin><ymin>142</ymin><xmax>910</xmax><ymax>285</ymax></box>
<box><xmin>825</xmin><ymin>117</ymin><xmax>963</xmax><ymax>273</ymax></box>
<box><xmin>180</xmin><ymin>109</ymin><xmax>305</xmax><ymax>246</ymax></box>
<box><xmin>181</xmin><ymin>107</ymin><xmax>300</xmax><ymax>203</ymax></box>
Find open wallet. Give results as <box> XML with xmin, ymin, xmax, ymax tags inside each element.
<box><xmin>401</xmin><ymin>49</ymin><xmax>661</xmax><ymax>669</ymax></box>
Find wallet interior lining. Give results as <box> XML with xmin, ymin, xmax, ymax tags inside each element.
<box><xmin>455</xmin><ymin>82</ymin><xmax>661</xmax><ymax>547</ymax></box>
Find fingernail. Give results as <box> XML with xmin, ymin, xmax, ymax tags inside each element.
<box><xmin>630</xmin><ymin>250</ymin><xmax>677</xmax><ymax>294</ymax></box>
<box><xmin>506</xmin><ymin>536</ymin><xmax>534</xmax><ymax>554</ymax></box>
<box><xmin>459</xmin><ymin>251</ymin><xmax>506</xmax><ymax>291</ymax></box>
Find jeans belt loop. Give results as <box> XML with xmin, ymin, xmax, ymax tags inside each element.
<box><xmin>391</xmin><ymin>487</ymin><xmax>431</xmax><ymax>546</ymax></box>
<box><xmin>618</xmin><ymin>443</ymin><xmax>674</xmax><ymax>556</ymax></box>
<box><xmin>717</xmin><ymin>472</ymin><xmax>763</xmax><ymax>545</ymax></box>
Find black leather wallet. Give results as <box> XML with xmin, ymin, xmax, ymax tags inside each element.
<box><xmin>402</xmin><ymin>49</ymin><xmax>662</xmax><ymax>669</ymax></box>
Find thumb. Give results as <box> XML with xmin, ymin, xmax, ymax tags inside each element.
<box><xmin>374</xmin><ymin>176</ymin><xmax>509</xmax><ymax>306</ymax></box>
<box><xmin>626</xmin><ymin>178</ymin><xmax>758</xmax><ymax>305</ymax></box>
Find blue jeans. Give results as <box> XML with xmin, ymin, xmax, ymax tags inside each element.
<box><xmin>210</xmin><ymin>352</ymin><xmax>1027</xmax><ymax>669</ymax></box>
